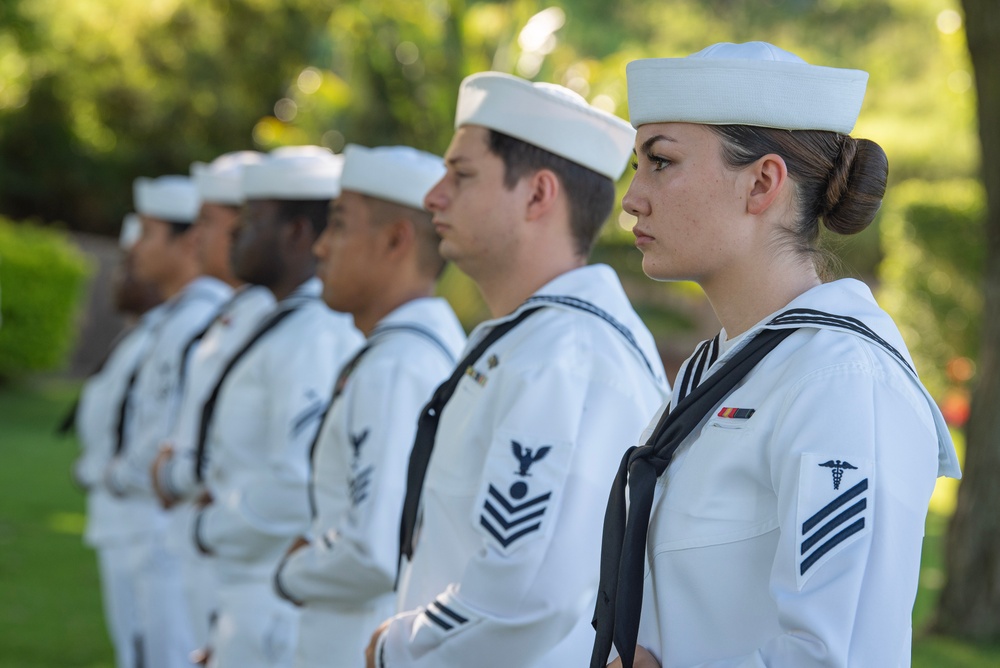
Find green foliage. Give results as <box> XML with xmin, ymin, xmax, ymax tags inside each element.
<box><xmin>878</xmin><ymin>178</ymin><xmax>985</xmax><ymax>398</ymax></box>
<box><xmin>0</xmin><ymin>218</ymin><xmax>91</xmax><ymax>379</ymax></box>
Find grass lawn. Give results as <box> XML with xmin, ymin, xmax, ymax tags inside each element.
<box><xmin>1</xmin><ymin>378</ymin><xmax>1000</xmax><ymax>666</ymax></box>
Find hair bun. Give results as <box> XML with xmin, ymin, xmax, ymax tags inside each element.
<box><xmin>821</xmin><ymin>137</ymin><xmax>888</xmax><ymax>235</ymax></box>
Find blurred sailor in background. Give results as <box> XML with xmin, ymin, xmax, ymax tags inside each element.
<box><xmin>105</xmin><ymin>175</ymin><xmax>231</xmax><ymax>668</ymax></box>
<box><xmin>70</xmin><ymin>213</ymin><xmax>164</xmax><ymax>668</ymax></box>
<box><xmin>148</xmin><ymin>151</ymin><xmax>275</xmax><ymax>660</ymax></box>
<box><xmin>274</xmin><ymin>144</ymin><xmax>465</xmax><ymax>668</ymax></box>
<box><xmin>192</xmin><ymin>146</ymin><xmax>363</xmax><ymax>668</ymax></box>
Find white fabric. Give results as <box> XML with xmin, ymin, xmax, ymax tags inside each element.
<box><xmin>95</xmin><ymin>542</ymin><xmax>142</xmax><ymax>668</ymax></box>
<box><xmin>134</xmin><ymin>175</ymin><xmax>201</xmax><ymax>222</ymax></box>
<box><xmin>160</xmin><ymin>285</ymin><xmax>277</xmax><ymax>501</ymax></box>
<box><xmin>159</xmin><ymin>285</ymin><xmax>275</xmax><ymax>647</ymax></box>
<box><xmin>193</xmin><ymin>278</ymin><xmax>362</xmax><ymax>667</ymax></box>
<box><xmin>76</xmin><ymin>306</ymin><xmax>164</xmax><ymax>545</ymax></box>
<box><xmin>275</xmin><ymin>298</ymin><xmax>466</xmax><ymax>668</ymax></box>
<box><xmin>242</xmin><ymin>146</ymin><xmax>344</xmax><ymax>200</ymax></box>
<box><xmin>382</xmin><ymin>264</ymin><xmax>669</xmax><ymax>667</ymax></box>
<box><xmin>192</xmin><ymin>151</ymin><xmax>265</xmax><ymax>205</ymax></box>
<box><xmin>128</xmin><ymin>527</ymin><xmax>198</xmax><ymax>668</ymax></box>
<box><xmin>120</xmin><ymin>213</ymin><xmax>142</xmax><ymax>250</ymax></box>
<box><xmin>633</xmin><ymin>278</ymin><xmax>960</xmax><ymax>667</ymax></box>
<box><xmin>102</xmin><ymin>277</ymin><xmax>231</xmax><ymax>668</ymax></box>
<box><xmin>627</xmin><ymin>41</ymin><xmax>869</xmax><ymax>133</ymax></box>
<box><xmin>455</xmin><ymin>72</ymin><xmax>635</xmax><ymax>180</ymax></box>
<box><xmin>208</xmin><ymin>579</ymin><xmax>299</xmax><ymax>668</ymax></box>
<box><xmin>339</xmin><ymin>144</ymin><xmax>446</xmax><ymax>210</ymax></box>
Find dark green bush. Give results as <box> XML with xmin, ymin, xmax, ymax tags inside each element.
<box><xmin>878</xmin><ymin>179</ymin><xmax>985</xmax><ymax>399</ymax></box>
<box><xmin>0</xmin><ymin>218</ymin><xmax>91</xmax><ymax>379</ymax></box>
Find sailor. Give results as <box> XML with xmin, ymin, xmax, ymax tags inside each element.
<box><xmin>71</xmin><ymin>213</ymin><xmax>164</xmax><ymax>668</ymax></box>
<box><xmin>149</xmin><ymin>151</ymin><xmax>276</xmax><ymax>656</ymax></box>
<box><xmin>590</xmin><ymin>42</ymin><xmax>963</xmax><ymax>668</ymax></box>
<box><xmin>192</xmin><ymin>146</ymin><xmax>363</xmax><ymax>668</ymax></box>
<box><xmin>105</xmin><ymin>175</ymin><xmax>232</xmax><ymax>668</ymax></box>
<box><xmin>367</xmin><ymin>73</ymin><xmax>670</xmax><ymax>667</ymax></box>
<box><xmin>273</xmin><ymin>144</ymin><xmax>466</xmax><ymax>667</ymax></box>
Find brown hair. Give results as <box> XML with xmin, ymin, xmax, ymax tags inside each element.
<box><xmin>708</xmin><ymin>125</ymin><xmax>888</xmax><ymax>265</ymax></box>
<box><xmin>487</xmin><ymin>129</ymin><xmax>616</xmax><ymax>258</ymax></box>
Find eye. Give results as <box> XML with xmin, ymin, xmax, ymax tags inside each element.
<box><xmin>648</xmin><ymin>154</ymin><xmax>671</xmax><ymax>171</ymax></box>
<box><xmin>630</xmin><ymin>157</ymin><xmax>638</xmax><ymax>172</ymax></box>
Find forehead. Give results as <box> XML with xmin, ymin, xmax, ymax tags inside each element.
<box><xmin>445</xmin><ymin>125</ymin><xmax>494</xmax><ymax>161</ymax></box>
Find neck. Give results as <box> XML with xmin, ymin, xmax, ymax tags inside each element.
<box><xmin>702</xmin><ymin>255</ymin><xmax>820</xmax><ymax>338</ymax></box>
<box><xmin>160</xmin><ymin>268</ymin><xmax>199</xmax><ymax>300</ymax></box>
<box><xmin>354</xmin><ymin>281</ymin><xmax>436</xmax><ymax>337</ymax></box>
<box><xmin>269</xmin><ymin>267</ymin><xmax>314</xmax><ymax>302</ymax></box>
<box><xmin>474</xmin><ymin>253</ymin><xmax>585</xmax><ymax>319</ymax></box>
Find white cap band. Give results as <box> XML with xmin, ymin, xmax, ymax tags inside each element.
<box><xmin>455</xmin><ymin>72</ymin><xmax>635</xmax><ymax>180</ymax></box>
<box><xmin>192</xmin><ymin>151</ymin><xmax>265</xmax><ymax>205</ymax></box>
<box><xmin>133</xmin><ymin>176</ymin><xmax>200</xmax><ymax>223</ymax></box>
<box><xmin>627</xmin><ymin>42</ymin><xmax>869</xmax><ymax>134</ymax></box>
<box><xmin>242</xmin><ymin>146</ymin><xmax>344</xmax><ymax>200</ymax></box>
<box><xmin>339</xmin><ymin>144</ymin><xmax>445</xmax><ymax>210</ymax></box>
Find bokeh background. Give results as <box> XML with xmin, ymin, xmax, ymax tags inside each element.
<box><xmin>1</xmin><ymin>0</ymin><xmax>997</xmax><ymax>665</ymax></box>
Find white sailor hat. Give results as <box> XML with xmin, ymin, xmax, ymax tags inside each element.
<box><xmin>133</xmin><ymin>175</ymin><xmax>200</xmax><ymax>223</ymax></box>
<box><xmin>242</xmin><ymin>145</ymin><xmax>344</xmax><ymax>201</ymax></box>
<box><xmin>119</xmin><ymin>213</ymin><xmax>141</xmax><ymax>250</ymax></box>
<box><xmin>455</xmin><ymin>72</ymin><xmax>636</xmax><ymax>180</ymax></box>
<box><xmin>627</xmin><ymin>42</ymin><xmax>869</xmax><ymax>134</ymax></box>
<box><xmin>339</xmin><ymin>144</ymin><xmax>445</xmax><ymax>211</ymax></box>
<box><xmin>192</xmin><ymin>151</ymin><xmax>265</xmax><ymax>205</ymax></box>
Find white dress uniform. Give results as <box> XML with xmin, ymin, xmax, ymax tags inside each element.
<box><xmin>75</xmin><ymin>304</ymin><xmax>165</xmax><ymax>668</ymax></box>
<box><xmin>275</xmin><ymin>297</ymin><xmax>466</xmax><ymax>668</ymax></box>
<box><xmin>105</xmin><ymin>275</ymin><xmax>232</xmax><ymax>668</ymax></box>
<box><xmin>194</xmin><ymin>278</ymin><xmax>363</xmax><ymax>668</ymax></box>
<box><xmin>157</xmin><ymin>285</ymin><xmax>276</xmax><ymax>647</ymax></box>
<box><xmin>631</xmin><ymin>279</ymin><xmax>961</xmax><ymax>667</ymax></box>
<box><xmin>380</xmin><ymin>264</ymin><xmax>669</xmax><ymax>667</ymax></box>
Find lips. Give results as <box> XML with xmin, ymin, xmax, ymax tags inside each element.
<box><xmin>632</xmin><ymin>225</ymin><xmax>654</xmax><ymax>246</ymax></box>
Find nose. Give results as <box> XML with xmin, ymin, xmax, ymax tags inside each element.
<box><xmin>312</xmin><ymin>230</ymin><xmax>327</xmax><ymax>260</ymax></box>
<box><xmin>622</xmin><ymin>179</ymin><xmax>649</xmax><ymax>218</ymax></box>
<box><xmin>423</xmin><ymin>175</ymin><xmax>448</xmax><ymax>213</ymax></box>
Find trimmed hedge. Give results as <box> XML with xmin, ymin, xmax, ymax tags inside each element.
<box><xmin>878</xmin><ymin>179</ymin><xmax>985</xmax><ymax>399</ymax></box>
<box><xmin>0</xmin><ymin>218</ymin><xmax>91</xmax><ymax>379</ymax></box>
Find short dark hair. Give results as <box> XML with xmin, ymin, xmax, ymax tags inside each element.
<box><xmin>487</xmin><ymin>130</ymin><xmax>616</xmax><ymax>257</ymax></box>
<box><xmin>165</xmin><ymin>220</ymin><xmax>195</xmax><ymax>237</ymax></box>
<box><xmin>277</xmin><ymin>199</ymin><xmax>331</xmax><ymax>238</ymax></box>
<box><xmin>707</xmin><ymin>125</ymin><xmax>888</xmax><ymax>270</ymax></box>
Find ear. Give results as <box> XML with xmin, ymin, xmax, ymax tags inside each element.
<box><xmin>745</xmin><ymin>154</ymin><xmax>789</xmax><ymax>216</ymax></box>
<box><xmin>381</xmin><ymin>217</ymin><xmax>415</xmax><ymax>260</ymax></box>
<box><xmin>523</xmin><ymin>168</ymin><xmax>561</xmax><ymax>222</ymax></box>
<box><xmin>286</xmin><ymin>216</ymin><xmax>317</xmax><ymax>251</ymax></box>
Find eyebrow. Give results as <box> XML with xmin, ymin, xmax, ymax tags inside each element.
<box><xmin>640</xmin><ymin>134</ymin><xmax>678</xmax><ymax>154</ymax></box>
<box><xmin>445</xmin><ymin>155</ymin><xmax>472</xmax><ymax>167</ymax></box>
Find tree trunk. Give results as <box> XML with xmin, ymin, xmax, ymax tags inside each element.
<box><xmin>932</xmin><ymin>0</ymin><xmax>1000</xmax><ymax>639</ymax></box>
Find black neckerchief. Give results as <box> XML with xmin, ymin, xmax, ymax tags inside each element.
<box><xmin>590</xmin><ymin>327</ymin><xmax>797</xmax><ymax>668</ymax></box>
<box><xmin>397</xmin><ymin>307</ymin><xmax>542</xmax><ymax>571</ymax></box>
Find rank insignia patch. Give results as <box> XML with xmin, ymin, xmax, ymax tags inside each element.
<box><xmin>480</xmin><ymin>484</ymin><xmax>551</xmax><ymax>549</ymax></box>
<box><xmin>487</xmin><ymin>354</ymin><xmax>499</xmax><ymax>369</ymax></box>
<box><xmin>717</xmin><ymin>407</ymin><xmax>755</xmax><ymax>419</ymax></box>
<box><xmin>796</xmin><ymin>453</ymin><xmax>874</xmax><ymax>588</ymax></box>
<box><xmin>476</xmin><ymin>434</ymin><xmax>568</xmax><ymax>554</ymax></box>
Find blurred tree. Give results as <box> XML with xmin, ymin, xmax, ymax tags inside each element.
<box><xmin>933</xmin><ymin>0</ymin><xmax>1000</xmax><ymax>640</ymax></box>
